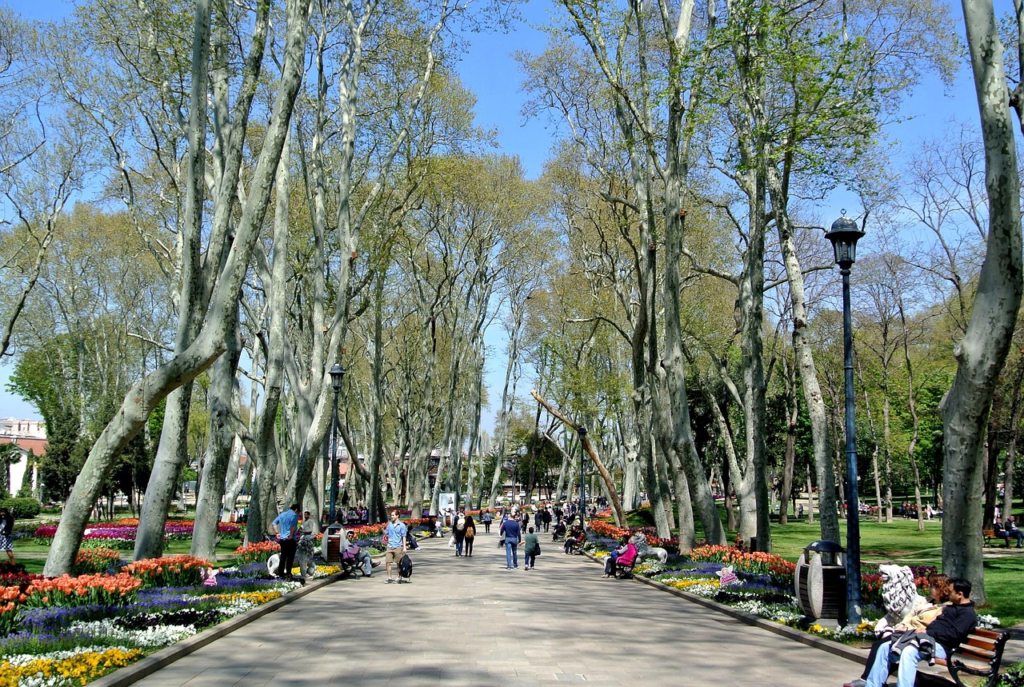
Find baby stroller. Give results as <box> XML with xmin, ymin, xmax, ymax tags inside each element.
<box><xmin>552</xmin><ymin>522</ymin><xmax>566</xmax><ymax>542</ymax></box>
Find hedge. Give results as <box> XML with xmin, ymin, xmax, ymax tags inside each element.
<box><xmin>1</xmin><ymin>496</ymin><xmax>42</xmax><ymax>519</ymax></box>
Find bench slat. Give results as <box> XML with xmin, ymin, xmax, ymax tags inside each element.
<box><xmin>963</xmin><ymin>637</ymin><xmax>997</xmax><ymax>651</ymax></box>
<box><xmin>956</xmin><ymin>647</ymin><xmax>996</xmax><ymax>662</ymax></box>
<box><xmin>972</xmin><ymin>628</ymin><xmax>1003</xmax><ymax>640</ymax></box>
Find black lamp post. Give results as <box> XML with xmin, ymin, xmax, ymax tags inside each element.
<box><xmin>577</xmin><ymin>426</ymin><xmax>588</xmax><ymax>527</ymax></box>
<box><xmin>506</xmin><ymin>457</ymin><xmax>518</xmax><ymax>507</ymax></box>
<box><xmin>825</xmin><ymin>213</ymin><xmax>865</xmax><ymax>626</ymax></box>
<box><xmin>327</xmin><ymin>363</ymin><xmax>345</xmax><ymax>524</ymax></box>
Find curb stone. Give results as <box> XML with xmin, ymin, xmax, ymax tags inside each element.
<box><xmin>89</xmin><ymin>572</ymin><xmax>344</xmax><ymax>687</ymax></box>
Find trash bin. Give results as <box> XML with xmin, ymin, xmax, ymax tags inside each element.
<box><xmin>795</xmin><ymin>540</ymin><xmax>846</xmax><ymax>625</ymax></box>
<box><xmin>323</xmin><ymin>523</ymin><xmax>344</xmax><ymax>563</ymax></box>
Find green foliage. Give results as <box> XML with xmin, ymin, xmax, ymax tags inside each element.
<box><xmin>0</xmin><ymin>496</ymin><xmax>41</xmax><ymax>518</ymax></box>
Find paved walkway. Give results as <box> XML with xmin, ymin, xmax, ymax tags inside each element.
<box><xmin>133</xmin><ymin>530</ymin><xmax>866</xmax><ymax>686</ymax></box>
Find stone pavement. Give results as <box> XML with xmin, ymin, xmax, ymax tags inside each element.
<box><xmin>134</xmin><ymin>530</ymin><xmax>865</xmax><ymax>686</ymax></box>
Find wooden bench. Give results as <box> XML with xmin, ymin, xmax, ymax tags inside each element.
<box><xmin>931</xmin><ymin>628</ymin><xmax>1009</xmax><ymax>687</ymax></box>
<box><xmin>982</xmin><ymin>530</ymin><xmax>1007</xmax><ymax>547</ymax></box>
<box><xmin>325</xmin><ymin>535</ymin><xmax>365</xmax><ymax>577</ymax></box>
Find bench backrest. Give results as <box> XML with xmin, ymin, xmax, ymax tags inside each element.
<box><xmin>956</xmin><ymin>628</ymin><xmax>1007</xmax><ymax>664</ymax></box>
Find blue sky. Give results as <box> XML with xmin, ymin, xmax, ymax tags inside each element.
<box><xmin>0</xmin><ymin>0</ymin><xmax>980</xmax><ymax>428</ymax></box>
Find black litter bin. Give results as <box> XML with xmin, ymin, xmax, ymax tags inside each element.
<box><xmin>795</xmin><ymin>540</ymin><xmax>846</xmax><ymax>625</ymax></box>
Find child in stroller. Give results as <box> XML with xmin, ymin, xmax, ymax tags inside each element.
<box><xmin>552</xmin><ymin>521</ymin><xmax>567</xmax><ymax>542</ymax></box>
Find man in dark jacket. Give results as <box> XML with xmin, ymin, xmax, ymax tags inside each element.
<box><xmin>860</xmin><ymin>577</ymin><xmax>977</xmax><ymax>687</ymax></box>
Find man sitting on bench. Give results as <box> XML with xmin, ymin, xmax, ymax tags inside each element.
<box><xmin>860</xmin><ymin>577</ymin><xmax>977</xmax><ymax>687</ymax></box>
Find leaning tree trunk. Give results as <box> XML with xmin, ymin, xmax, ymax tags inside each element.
<box><xmin>941</xmin><ymin>0</ymin><xmax>1024</xmax><ymax>603</ymax></box>
<box><xmin>191</xmin><ymin>304</ymin><xmax>242</xmax><ymax>560</ymax></box>
<box><xmin>44</xmin><ymin>0</ymin><xmax>311</xmax><ymax>576</ymax></box>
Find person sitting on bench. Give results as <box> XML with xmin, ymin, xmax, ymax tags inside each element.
<box><xmin>324</xmin><ymin>523</ymin><xmax>374</xmax><ymax>577</ymax></box>
<box><xmin>603</xmin><ymin>536</ymin><xmax>637</xmax><ymax>578</ymax></box>
<box><xmin>564</xmin><ymin>524</ymin><xmax>585</xmax><ymax>554</ymax></box>
<box><xmin>858</xmin><ymin>577</ymin><xmax>977</xmax><ymax>687</ymax></box>
<box><xmin>1004</xmin><ymin>516</ymin><xmax>1024</xmax><ymax>548</ymax></box>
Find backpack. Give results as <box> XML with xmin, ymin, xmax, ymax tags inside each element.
<box><xmin>399</xmin><ymin>553</ymin><xmax>413</xmax><ymax>579</ymax></box>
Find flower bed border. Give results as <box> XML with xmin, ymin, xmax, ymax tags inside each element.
<box><xmin>86</xmin><ymin>570</ymin><xmax>344</xmax><ymax>687</ymax></box>
<box><xmin>580</xmin><ymin>550</ymin><xmax>964</xmax><ymax>684</ymax></box>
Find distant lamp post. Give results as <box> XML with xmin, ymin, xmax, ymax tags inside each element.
<box><xmin>328</xmin><ymin>363</ymin><xmax>345</xmax><ymax>524</ymax></box>
<box><xmin>825</xmin><ymin>213</ymin><xmax>865</xmax><ymax>625</ymax></box>
<box><xmin>506</xmin><ymin>457</ymin><xmax>518</xmax><ymax>507</ymax></box>
<box><xmin>577</xmin><ymin>426</ymin><xmax>588</xmax><ymax>527</ymax></box>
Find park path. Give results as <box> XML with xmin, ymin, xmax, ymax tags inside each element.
<box><xmin>134</xmin><ymin>529</ymin><xmax>863</xmax><ymax>686</ymax></box>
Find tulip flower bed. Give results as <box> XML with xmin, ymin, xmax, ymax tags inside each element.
<box><xmin>0</xmin><ymin>556</ymin><xmax>321</xmax><ymax>686</ymax></box>
<box><xmin>581</xmin><ymin>526</ymin><xmax>884</xmax><ymax>643</ymax></box>
<box><xmin>34</xmin><ymin>520</ymin><xmax>243</xmax><ymax>550</ymax></box>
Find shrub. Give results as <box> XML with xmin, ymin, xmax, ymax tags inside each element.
<box><xmin>0</xmin><ymin>497</ymin><xmax>40</xmax><ymax>519</ymax></box>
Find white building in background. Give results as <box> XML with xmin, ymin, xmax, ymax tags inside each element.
<box><xmin>0</xmin><ymin>417</ymin><xmax>47</xmax><ymax>496</ymax></box>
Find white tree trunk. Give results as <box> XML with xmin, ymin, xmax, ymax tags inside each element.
<box><xmin>44</xmin><ymin>0</ymin><xmax>312</xmax><ymax>575</ymax></box>
<box><xmin>942</xmin><ymin>0</ymin><xmax>1023</xmax><ymax>604</ymax></box>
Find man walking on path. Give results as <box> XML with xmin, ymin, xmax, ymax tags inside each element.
<box><xmin>384</xmin><ymin>510</ymin><xmax>408</xmax><ymax>583</ymax></box>
<box><xmin>272</xmin><ymin>504</ymin><xmax>300</xmax><ymax>578</ymax></box>
<box><xmin>500</xmin><ymin>512</ymin><xmax>522</xmax><ymax>569</ymax></box>
<box><xmin>481</xmin><ymin>510</ymin><xmax>492</xmax><ymax>533</ymax></box>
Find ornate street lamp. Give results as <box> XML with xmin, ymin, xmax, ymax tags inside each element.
<box><xmin>825</xmin><ymin>213</ymin><xmax>865</xmax><ymax>625</ymax></box>
<box><xmin>577</xmin><ymin>426</ymin><xmax>588</xmax><ymax>528</ymax></box>
<box><xmin>328</xmin><ymin>363</ymin><xmax>345</xmax><ymax>524</ymax></box>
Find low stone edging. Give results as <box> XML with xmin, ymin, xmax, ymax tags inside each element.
<box><xmin>89</xmin><ymin>572</ymin><xmax>344</xmax><ymax>687</ymax></box>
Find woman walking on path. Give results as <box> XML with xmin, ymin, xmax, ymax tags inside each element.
<box><xmin>481</xmin><ymin>510</ymin><xmax>492</xmax><ymax>533</ymax></box>
<box><xmin>0</xmin><ymin>507</ymin><xmax>15</xmax><ymax>565</ymax></box>
<box><xmin>464</xmin><ymin>515</ymin><xmax>476</xmax><ymax>557</ymax></box>
<box><xmin>524</xmin><ymin>526</ymin><xmax>540</xmax><ymax>570</ymax></box>
<box><xmin>453</xmin><ymin>511</ymin><xmax>468</xmax><ymax>556</ymax></box>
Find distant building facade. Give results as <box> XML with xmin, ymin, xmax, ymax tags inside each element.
<box><xmin>0</xmin><ymin>417</ymin><xmax>47</xmax><ymax>497</ymax></box>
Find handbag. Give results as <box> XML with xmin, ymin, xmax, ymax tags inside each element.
<box><xmin>535</xmin><ymin>543</ymin><xmax>541</xmax><ymax>556</ymax></box>
<box><xmin>448</xmin><ymin>535</ymin><xmax>456</xmax><ymax>548</ymax></box>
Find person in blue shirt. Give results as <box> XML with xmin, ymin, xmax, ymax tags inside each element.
<box><xmin>272</xmin><ymin>504</ymin><xmax>300</xmax><ymax>578</ymax></box>
<box><xmin>383</xmin><ymin>510</ymin><xmax>408</xmax><ymax>583</ymax></box>
<box><xmin>499</xmin><ymin>513</ymin><xmax>522</xmax><ymax>569</ymax></box>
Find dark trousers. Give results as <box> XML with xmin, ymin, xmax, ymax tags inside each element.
<box><xmin>604</xmin><ymin>552</ymin><xmax>620</xmax><ymax>575</ymax></box>
<box><xmin>278</xmin><ymin>538</ymin><xmax>297</xmax><ymax>577</ymax></box>
<box><xmin>465</xmin><ymin>538</ymin><xmax>474</xmax><ymax>556</ymax></box>
<box><xmin>484</xmin><ymin>522</ymin><xmax>491</xmax><ymax>532</ymax></box>
<box><xmin>525</xmin><ymin>552</ymin><xmax>536</xmax><ymax>568</ymax></box>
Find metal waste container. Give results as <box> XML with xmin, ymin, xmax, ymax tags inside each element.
<box><xmin>795</xmin><ymin>540</ymin><xmax>846</xmax><ymax>625</ymax></box>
